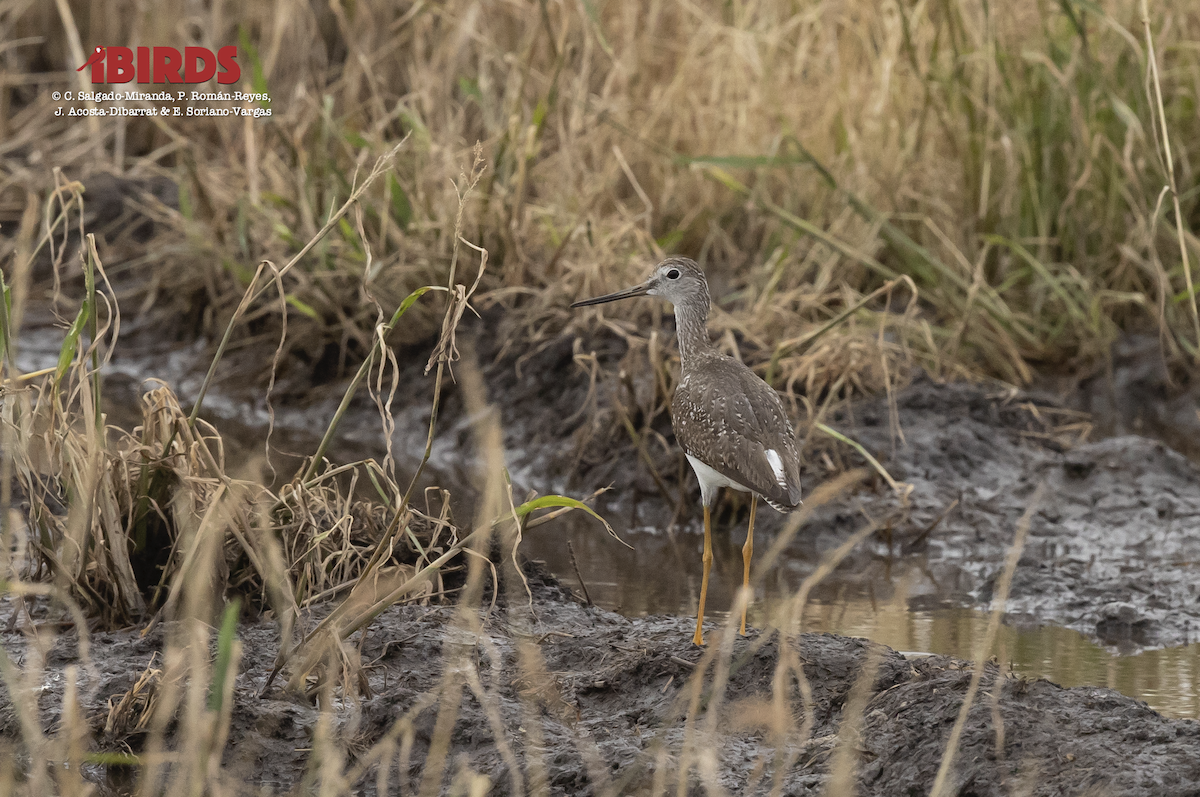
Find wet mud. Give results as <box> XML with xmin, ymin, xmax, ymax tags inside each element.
<box><xmin>461</xmin><ymin>326</ymin><xmax>1200</xmax><ymax>654</ymax></box>
<box><xmin>4</xmin><ymin>566</ymin><xmax>1200</xmax><ymax>796</ymax></box>
<box><xmin>16</xmin><ymin>320</ymin><xmax>1200</xmax><ymax>652</ymax></box>
<box><xmin>7</xmin><ymin>319</ymin><xmax>1200</xmax><ymax>792</ymax></box>
<box><xmin>835</xmin><ymin>381</ymin><xmax>1200</xmax><ymax>651</ymax></box>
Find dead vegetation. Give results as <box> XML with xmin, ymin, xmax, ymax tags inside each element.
<box><xmin>0</xmin><ymin>0</ymin><xmax>1199</xmax><ymax>794</ymax></box>
<box><xmin>4</xmin><ymin>1</ymin><xmax>1199</xmax><ymax>391</ymax></box>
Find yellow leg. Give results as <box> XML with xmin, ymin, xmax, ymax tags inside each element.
<box><xmin>740</xmin><ymin>495</ymin><xmax>758</xmax><ymax>636</ymax></box>
<box><xmin>693</xmin><ymin>505</ymin><xmax>713</xmax><ymax>646</ymax></box>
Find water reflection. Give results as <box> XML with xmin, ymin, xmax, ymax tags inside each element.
<box><xmin>801</xmin><ymin>599</ymin><xmax>1200</xmax><ymax>720</ymax></box>
<box><xmin>522</xmin><ymin>517</ymin><xmax>1200</xmax><ymax>720</ymax></box>
<box><xmin>70</xmin><ymin>365</ymin><xmax>1200</xmax><ymax>721</ymax></box>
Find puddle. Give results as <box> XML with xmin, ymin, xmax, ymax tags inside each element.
<box><xmin>519</xmin><ymin>513</ymin><xmax>1200</xmax><ymax>719</ymax></box>
<box><xmin>804</xmin><ymin>600</ymin><xmax>1200</xmax><ymax>721</ymax></box>
<box><xmin>14</xmin><ymin>327</ymin><xmax>1200</xmax><ymax>721</ymax></box>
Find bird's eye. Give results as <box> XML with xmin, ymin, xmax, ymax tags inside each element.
<box><xmin>666</xmin><ymin>269</ymin><xmax>681</xmax><ymax>280</ymax></box>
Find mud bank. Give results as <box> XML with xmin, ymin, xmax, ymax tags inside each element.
<box><xmin>831</xmin><ymin>381</ymin><xmax>1200</xmax><ymax>651</ymax></box>
<box><xmin>26</xmin><ymin>321</ymin><xmax>1200</xmax><ymax>653</ymax></box>
<box><xmin>7</xmin><ymin>323</ymin><xmax>1200</xmax><ymax>792</ymax></box>
<box><xmin>3</xmin><ymin>568</ymin><xmax>1199</xmax><ymax>796</ymax></box>
<box><xmin>459</xmin><ymin>329</ymin><xmax>1200</xmax><ymax>653</ymax></box>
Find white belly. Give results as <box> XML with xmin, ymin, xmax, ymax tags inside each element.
<box><xmin>686</xmin><ymin>454</ymin><xmax>750</xmax><ymax>507</ymax></box>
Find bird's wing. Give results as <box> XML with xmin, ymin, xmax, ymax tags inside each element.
<box><xmin>672</xmin><ymin>358</ymin><xmax>802</xmax><ymax>509</ymax></box>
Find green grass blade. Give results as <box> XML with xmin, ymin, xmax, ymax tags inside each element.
<box><xmin>0</xmin><ymin>269</ymin><xmax>12</xmax><ymax>366</ymax></box>
<box><xmin>512</xmin><ymin>495</ymin><xmax>630</xmax><ymax>548</ymax></box>
<box><xmin>387</xmin><ymin>173</ymin><xmax>413</xmax><ymax>231</ymax></box>
<box><xmin>208</xmin><ymin>597</ymin><xmax>241</xmax><ymax>712</ymax></box>
<box><xmin>815</xmin><ymin>422</ymin><xmax>905</xmax><ymax>494</ymax></box>
<box><xmin>53</xmin><ymin>300</ymin><xmax>90</xmax><ymax>392</ymax></box>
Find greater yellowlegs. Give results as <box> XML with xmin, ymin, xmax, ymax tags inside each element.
<box><xmin>572</xmin><ymin>257</ymin><xmax>802</xmax><ymax>644</ymax></box>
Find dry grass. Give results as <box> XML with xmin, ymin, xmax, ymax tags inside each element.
<box><xmin>4</xmin><ymin>1</ymin><xmax>1198</xmax><ymax>393</ymax></box>
<box><xmin>0</xmin><ymin>0</ymin><xmax>1197</xmax><ymax>794</ymax></box>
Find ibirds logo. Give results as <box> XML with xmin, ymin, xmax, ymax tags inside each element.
<box><xmin>77</xmin><ymin>45</ymin><xmax>240</xmax><ymax>85</ymax></box>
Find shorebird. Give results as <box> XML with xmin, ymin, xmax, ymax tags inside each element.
<box><xmin>572</xmin><ymin>257</ymin><xmax>802</xmax><ymax>645</ymax></box>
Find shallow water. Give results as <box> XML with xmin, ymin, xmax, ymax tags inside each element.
<box><xmin>16</xmin><ymin>330</ymin><xmax>1200</xmax><ymax>720</ymax></box>
<box><xmin>808</xmin><ymin>602</ymin><xmax>1200</xmax><ymax>720</ymax></box>
<box><xmin>519</xmin><ymin>508</ymin><xmax>1200</xmax><ymax>720</ymax></box>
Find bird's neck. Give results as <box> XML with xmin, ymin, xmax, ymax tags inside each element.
<box><xmin>673</xmin><ymin>297</ymin><xmax>712</xmax><ymax>367</ymax></box>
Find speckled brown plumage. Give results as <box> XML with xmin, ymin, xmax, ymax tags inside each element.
<box><xmin>571</xmin><ymin>256</ymin><xmax>802</xmax><ymax>644</ymax></box>
<box><xmin>672</xmin><ymin>353</ymin><xmax>802</xmax><ymax>511</ymax></box>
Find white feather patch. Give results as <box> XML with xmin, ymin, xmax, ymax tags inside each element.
<box><xmin>765</xmin><ymin>449</ymin><xmax>786</xmax><ymax>487</ymax></box>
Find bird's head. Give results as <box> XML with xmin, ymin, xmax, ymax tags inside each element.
<box><xmin>571</xmin><ymin>257</ymin><xmax>709</xmax><ymax>310</ymax></box>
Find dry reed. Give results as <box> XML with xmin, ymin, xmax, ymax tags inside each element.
<box><xmin>1</xmin><ymin>0</ymin><xmax>1197</xmax><ymax>794</ymax></box>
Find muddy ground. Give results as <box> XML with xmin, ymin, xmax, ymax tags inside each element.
<box><xmin>5</xmin><ymin>317</ymin><xmax>1200</xmax><ymax>794</ymax></box>
<box><xmin>840</xmin><ymin>380</ymin><xmax>1200</xmax><ymax>651</ymax></box>
<box><xmin>80</xmin><ymin>320</ymin><xmax>1200</xmax><ymax>653</ymax></box>
<box><xmin>4</xmin><ymin>564</ymin><xmax>1200</xmax><ymax>796</ymax></box>
<box><xmin>462</xmin><ymin>326</ymin><xmax>1200</xmax><ymax>652</ymax></box>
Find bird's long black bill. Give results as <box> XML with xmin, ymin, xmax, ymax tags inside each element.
<box><xmin>570</xmin><ymin>282</ymin><xmax>651</xmax><ymax>308</ymax></box>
